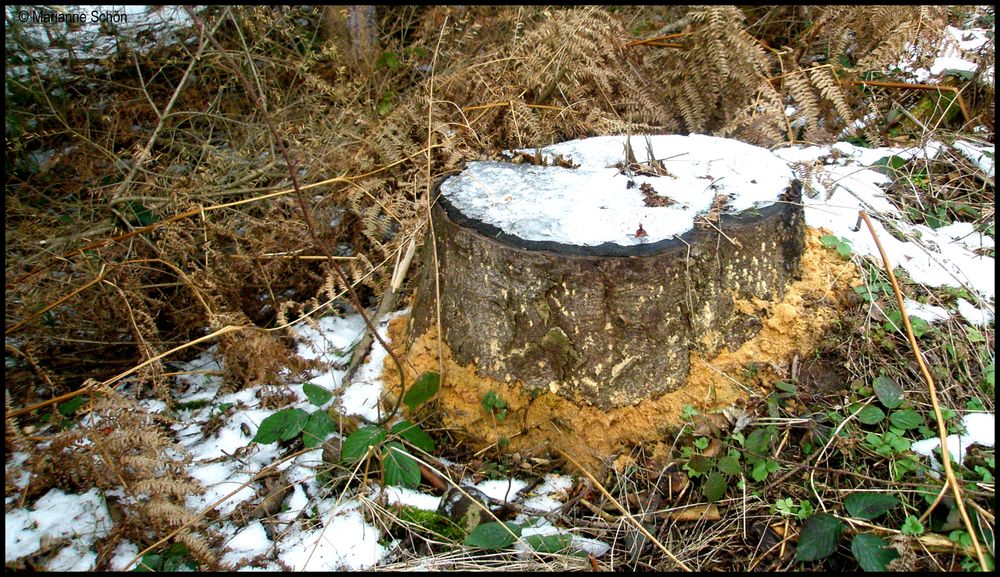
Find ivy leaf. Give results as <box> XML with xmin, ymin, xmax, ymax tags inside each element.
<box><xmin>857</xmin><ymin>405</ymin><xmax>886</xmax><ymax>425</ymax></box>
<box><xmin>403</xmin><ymin>372</ymin><xmax>440</xmax><ymax>411</ymax></box>
<box><xmin>702</xmin><ymin>472</ymin><xmax>728</xmax><ymax>502</ymax></box>
<box><xmin>251</xmin><ymin>408</ymin><xmax>309</xmax><ymax>444</ymax></box>
<box><xmin>391</xmin><ymin>420</ymin><xmax>436</xmax><ymax>453</ymax></box>
<box><xmin>844</xmin><ymin>493</ymin><xmax>899</xmax><ymax>520</ymax></box>
<box><xmin>795</xmin><ymin>513</ymin><xmax>845</xmax><ymax>562</ymax></box>
<box><xmin>872</xmin><ymin>376</ymin><xmax>903</xmax><ymax>409</ymax></box>
<box><xmin>464</xmin><ymin>521</ymin><xmax>523</xmax><ymax>549</ymax></box>
<box><xmin>301</xmin><ymin>410</ymin><xmax>336</xmax><ymax>449</ymax></box>
<box><xmin>851</xmin><ymin>533</ymin><xmax>900</xmax><ymax>571</ymax></box>
<box><xmin>383</xmin><ymin>442</ymin><xmax>421</xmax><ymax>488</ymax></box>
<box><xmin>303</xmin><ymin>382</ymin><xmax>333</xmax><ymax>407</ymax></box>
<box><xmin>341</xmin><ymin>425</ymin><xmax>387</xmax><ymax>462</ymax></box>
<box><xmin>525</xmin><ymin>533</ymin><xmax>573</xmax><ymax>553</ymax></box>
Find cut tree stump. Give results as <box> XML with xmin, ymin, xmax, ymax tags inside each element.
<box><xmin>407</xmin><ymin>135</ymin><xmax>806</xmax><ymax>411</ymax></box>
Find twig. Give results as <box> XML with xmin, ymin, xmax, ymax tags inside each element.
<box><xmin>184</xmin><ymin>7</ymin><xmax>407</xmax><ymax>427</ymax></box>
<box><xmin>427</xmin><ymin>19</ymin><xmax>449</xmax><ymax>396</ymax></box>
<box><xmin>110</xmin><ymin>8</ymin><xmax>226</xmax><ymax>209</ymax></box>
<box><xmin>858</xmin><ymin>210</ymin><xmax>988</xmax><ymax>571</ymax></box>
<box><xmin>556</xmin><ymin>448</ymin><xmax>692</xmax><ymax>572</ymax></box>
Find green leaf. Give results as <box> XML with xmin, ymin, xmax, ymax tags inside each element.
<box><xmin>377</xmin><ymin>91</ymin><xmax>394</xmax><ymax>116</ymax></box>
<box><xmin>872</xmin><ymin>155</ymin><xmax>907</xmax><ymax>177</ymax></box>
<box><xmin>688</xmin><ymin>454</ymin><xmax>715</xmax><ymax>474</ymax></box>
<box><xmin>857</xmin><ymin>405</ymin><xmax>886</xmax><ymax>425</ymax></box>
<box><xmin>901</xmin><ymin>515</ymin><xmax>924</xmax><ymax>536</ymax></box>
<box><xmin>525</xmin><ymin>533</ymin><xmax>573</xmax><ymax>553</ymax></box>
<box><xmin>341</xmin><ymin>425</ymin><xmax>387</xmax><ymax>462</ymax></box>
<box><xmin>795</xmin><ymin>513</ymin><xmax>846</xmax><ymax>562</ymax></box>
<box><xmin>464</xmin><ymin>521</ymin><xmax>523</xmax><ymax>549</ymax></box>
<box><xmin>302</xmin><ymin>410</ymin><xmax>336</xmax><ymax>448</ymax></box>
<box><xmin>134</xmin><ymin>553</ymin><xmax>163</xmax><ymax>571</ymax></box>
<box><xmin>883</xmin><ymin>311</ymin><xmax>929</xmax><ymax>337</ymax></box>
<box><xmin>124</xmin><ymin>201</ymin><xmax>158</xmax><ymax>226</ymax></box>
<box><xmin>383</xmin><ymin>442</ymin><xmax>421</xmax><ymax>488</ymax></box>
<box><xmin>872</xmin><ymin>376</ymin><xmax>903</xmax><ymax>409</ymax></box>
<box><xmin>391</xmin><ymin>420</ymin><xmax>436</xmax><ymax>453</ymax></box>
<box><xmin>57</xmin><ymin>395</ymin><xmax>87</xmax><ymax>418</ymax></box>
<box><xmin>751</xmin><ymin>460</ymin><xmax>771</xmax><ymax>482</ymax></box>
<box><xmin>889</xmin><ymin>409</ymin><xmax>923</xmax><ymax>430</ymax></box>
<box><xmin>403</xmin><ymin>371</ymin><xmax>440</xmax><ymax>411</ymax></box>
<box><xmin>774</xmin><ymin>381</ymin><xmax>798</xmax><ymax>395</ymax></box>
<box><xmin>717</xmin><ymin>455</ymin><xmax>741</xmax><ymax>476</ymax></box>
<box><xmin>745</xmin><ymin>427</ymin><xmax>774</xmax><ymax>456</ymax></box>
<box><xmin>844</xmin><ymin>492</ymin><xmax>899</xmax><ymax>520</ymax></box>
<box><xmin>251</xmin><ymin>408</ymin><xmax>309</xmax><ymax>444</ymax></box>
<box><xmin>943</xmin><ymin>68</ymin><xmax>974</xmax><ymax>81</ymax></box>
<box><xmin>702</xmin><ymin>472</ymin><xmax>728</xmax><ymax>502</ymax></box>
<box><xmin>376</xmin><ymin>50</ymin><xmax>400</xmax><ymax>70</ymax></box>
<box><xmin>303</xmin><ymin>383</ymin><xmax>333</xmax><ymax>407</ymax></box>
<box><xmin>851</xmin><ymin>533</ymin><xmax>900</xmax><ymax>571</ymax></box>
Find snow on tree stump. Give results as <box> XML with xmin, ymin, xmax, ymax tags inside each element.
<box><xmin>408</xmin><ymin>135</ymin><xmax>805</xmax><ymax>411</ymax></box>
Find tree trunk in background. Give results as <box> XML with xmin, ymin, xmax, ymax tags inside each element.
<box><xmin>323</xmin><ymin>6</ymin><xmax>379</xmax><ymax>76</ymax></box>
<box><xmin>408</xmin><ymin>182</ymin><xmax>805</xmax><ymax>410</ymax></box>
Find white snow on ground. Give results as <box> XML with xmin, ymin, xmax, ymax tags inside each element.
<box><xmin>7</xmin><ymin>6</ymin><xmax>193</xmax><ymax>86</ymax></box>
<box><xmin>903</xmin><ymin>24</ymin><xmax>994</xmax><ymax>85</ymax></box>
<box><xmin>952</xmin><ymin>139</ymin><xmax>995</xmax><ymax>178</ymax></box>
<box><xmin>442</xmin><ymin>134</ymin><xmax>795</xmax><ymax>246</ymax></box>
<box><xmin>5</xmin><ymin>488</ymin><xmax>112</xmax><ymax>569</ymax></box>
<box><xmin>771</xmin><ymin>142</ymin><xmax>995</xmax><ymax>304</ymax></box>
<box><xmin>902</xmin><ymin>299</ymin><xmax>950</xmax><ymax>323</ymax></box>
<box><xmin>912</xmin><ymin>413</ymin><xmax>995</xmax><ymax>477</ymax></box>
<box><xmin>5</xmin><ymin>129</ymin><xmax>994</xmax><ymax>568</ymax></box>
<box><xmin>5</xmin><ymin>13</ymin><xmax>995</xmax><ymax>569</ymax></box>
<box><xmin>4</xmin><ymin>306</ymin><xmax>605</xmax><ymax>570</ymax></box>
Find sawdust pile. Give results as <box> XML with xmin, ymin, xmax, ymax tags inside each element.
<box><xmin>382</xmin><ymin>228</ymin><xmax>860</xmax><ymax>469</ymax></box>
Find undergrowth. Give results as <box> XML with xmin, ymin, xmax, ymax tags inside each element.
<box><xmin>5</xmin><ymin>5</ymin><xmax>995</xmax><ymax>571</ymax></box>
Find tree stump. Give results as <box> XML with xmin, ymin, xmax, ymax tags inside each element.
<box><xmin>408</xmin><ymin>135</ymin><xmax>805</xmax><ymax>412</ymax></box>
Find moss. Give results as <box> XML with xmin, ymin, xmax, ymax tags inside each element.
<box><xmin>393</xmin><ymin>505</ymin><xmax>466</xmax><ymax>543</ymax></box>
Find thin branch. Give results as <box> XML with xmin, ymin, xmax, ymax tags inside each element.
<box><xmin>184</xmin><ymin>6</ymin><xmax>407</xmax><ymax>427</ymax></box>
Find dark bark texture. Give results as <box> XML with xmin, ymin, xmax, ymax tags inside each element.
<box><xmin>409</xmin><ymin>180</ymin><xmax>805</xmax><ymax>410</ymax></box>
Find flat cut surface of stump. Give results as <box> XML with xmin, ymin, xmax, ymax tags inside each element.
<box><xmin>410</xmin><ymin>135</ymin><xmax>806</xmax><ymax>410</ymax></box>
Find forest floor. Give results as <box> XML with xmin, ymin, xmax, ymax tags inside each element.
<box><xmin>4</xmin><ymin>5</ymin><xmax>995</xmax><ymax>572</ymax></box>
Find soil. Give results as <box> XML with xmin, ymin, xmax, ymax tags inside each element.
<box><xmin>381</xmin><ymin>227</ymin><xmax>860</xmax><ymax>471</ymax></box>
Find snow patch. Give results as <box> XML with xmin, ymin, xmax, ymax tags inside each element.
<box><xmin>441</xmin><ymin>134</ymin><xmax>795</xmax><ymax>246</ymax></box>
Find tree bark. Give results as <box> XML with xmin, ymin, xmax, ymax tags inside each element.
<box><xmin>408</xmin><ymin>181</ymin><xmax>805</xmax><ymax>410</ymax></box>
<box><xmin>323</xmin><ymin>6</ymin><xmax>379</xmax><ymax>77</ymax></box>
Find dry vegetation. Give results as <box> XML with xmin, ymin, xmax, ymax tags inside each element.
<box><xmin>5</xmin><ymin>5</ymin><xmax>995</xmax><ymax>571</ymax></box>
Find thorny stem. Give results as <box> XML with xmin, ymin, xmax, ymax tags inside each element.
<box><xmin>185</xmin><ymin>7</ymin><xmax>407</xmax><ymax>426</ymax></box>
